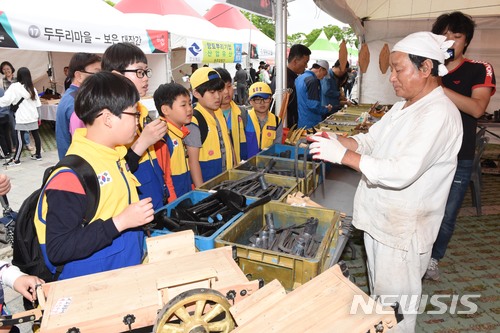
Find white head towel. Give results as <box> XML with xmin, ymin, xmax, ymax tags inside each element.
<box><xmin>392</xmin><ymin>31</ymin><xmax>454</xmax><ymax>76</ymax></box>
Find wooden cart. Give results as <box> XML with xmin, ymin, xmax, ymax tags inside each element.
<box><xmin>5</xmin><ymin>231</ymin><xmax>259</xmax><ymax>333</ymax></box>
<box><xmin>2</xmin><ymin>230</ymin><xmax>396</xmax><ymax>333</ymax></box>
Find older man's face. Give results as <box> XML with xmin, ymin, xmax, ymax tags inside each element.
<box><xmin>389</xmin><ymin>51</ymin><xmax>426</xmax><ymax>100</ymax></box>
<box><xmin>291</xmin><ymin>55</ymin><xmax>310</xmax><ymax>74</ymax></box>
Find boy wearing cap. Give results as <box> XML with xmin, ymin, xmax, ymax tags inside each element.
<box><xmin>295</xmin><ymin>60</ymin><xmax>333</xmax><ymax>129</ymax></box>
<box><xmin>215</xmin><ymin>67</ymin><xmax>248</xmax><ymax>163</ymax></box>
<box><xmin>245</xmin><ymin>82</ymin><xmax>282</xmax><ymax>158</ymax></box>
<box><xmin>184</xmin><ymin>67</ymin><xmax>235</xmax><ymax>187</ymax></box>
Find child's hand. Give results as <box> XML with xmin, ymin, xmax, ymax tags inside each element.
<box><xmin>141</xmin><ymin>118</ymin><xmax>167</xmax><ymax>145</ymax></box>
<box><xmin>132</xmin><ymin>119</ymin><xmax>168</xmax><ymax>155</ymax></box>
<box><xmin>113</xmin><ymin>198</ymin><xmax>155</xmax><ymax>232</ymax></box>
<box><xmin>13</xmin><ymin>275</ymin><xmax>45</xmax><ymax>302</ymax></box>
<box><xmin>0</xmin><ymin>174</ymin><xmax>11</xmax><ymax>196</ymax></box>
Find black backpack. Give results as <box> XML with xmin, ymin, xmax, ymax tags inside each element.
<box><xmin>11</xmin><ymin>154</ymin><xmax>100</xmax><ymax>283</ymax></box>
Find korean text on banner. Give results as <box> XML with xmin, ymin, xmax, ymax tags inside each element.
<box><xmin>0</xmin><ymin>11</ymin><xmax>167</xmax><ymax>54</ymax></box>
<box><xmin>185</xmin><ymin>38</ymin><xmax>243</xmax><ymax>64</ymax></box>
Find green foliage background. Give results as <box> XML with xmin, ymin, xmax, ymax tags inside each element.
<box><xmin>242</xmin><ymin>12</ymin><xmax>358</xmax><ymax>48</ymax></box>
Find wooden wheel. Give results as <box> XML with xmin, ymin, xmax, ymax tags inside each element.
<box><xmin>153</xmin><ymin>288</ymin><xmax>235</xmax><ymax>333</ymax></box>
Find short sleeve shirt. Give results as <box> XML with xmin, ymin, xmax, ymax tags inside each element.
<box><xmin>184</xmin><ymin>123</ymin><xmax>202</xmax><ymax>148</ymax></box>
<box><xmin>442</xmin><ymin>59</ymin><xmax>496</xmax><ymax>160</ymax></box>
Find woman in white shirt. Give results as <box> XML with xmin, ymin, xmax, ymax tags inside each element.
<box><xmin>259</xmin><ymin>64</ymin><xmax>271</xmax><ymax>84</ymax></box>
<box><xmin>0</xmin><ymin>67</ymin><xmax>42</xmax><ymax>166</ymax></box>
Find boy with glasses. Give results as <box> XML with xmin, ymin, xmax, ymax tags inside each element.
<box><xmin>34</xmin><ymin>72</ymin><xmax>155</xmax><ymax>280</ymax></box>
<box><xmin>101</xmin><ymin>42</ymin><xmax>168</xmax><ymax>211</ymax></box>
<box><xmin>245</xmin><ymin>82</ymin><xmax>282</xmax><ymax>158</ymax></box>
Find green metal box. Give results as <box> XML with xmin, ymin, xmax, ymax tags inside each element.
<box><xmin>235</xmin><ymin>155</ymin><xmax>321</xmax><ymax>195</ymax></box>
<box><xmin>197</xmin><ymin>169</ymin><xmax>299</xmax><ymax>202</ymax></box>
<box><xmin>215</xmin><ymin>202</ymin><xmax>341</xmax><ymax>290</ymax></box>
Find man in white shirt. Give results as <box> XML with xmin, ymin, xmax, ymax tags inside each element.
<box><xmin>308</xmin><ymin>32</ymin><xmax>463</xmax><ymax>332</ymax></box>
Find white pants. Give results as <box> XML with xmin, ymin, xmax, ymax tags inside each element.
<box><xmin>364</xmin><ymin>232</ymin><xmax>431</xmax><ymax>333</ymax></box>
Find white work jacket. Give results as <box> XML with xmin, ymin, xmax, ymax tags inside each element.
<box><xmin>352</xmin><ymin>87</ymin><xmax>463</xmax><ymax>252</ymax></box>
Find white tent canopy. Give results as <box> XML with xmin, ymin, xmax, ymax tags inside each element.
<box><xmin>0</xmin><ymin>0</ymin><xmax>256</xmax><ymax>96</ymax></box>
<box><xmin>118</xmin><ymin>13</ymin><xmax>237</xmax><ymax>50</ymax></box>
<box><xmin>0</xmin><ymin>0</ymin><xmax>160</xmax><ymax>53</ymax></box>
<box><xmin>0</xmin><ymin>0</ymin><xmax>171</xmax><ymax>95</ymax></box>
<box><xmin>314</xmin><ymin>0</ymin><xmax>500</xmax><ymax>112</ymax></box>
<box><xmin>202</xmin><ymin>3</ymin><xmax>275</xmax><ymax>63</ymax></box>
<box><xmin>308</xmin><ymin>31</ymin><xmax>339</xmax><ymax>65</ymax></box>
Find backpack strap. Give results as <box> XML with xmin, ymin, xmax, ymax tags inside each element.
<box><xmin>14</xmin><ymin>97</ymin><xmax>24</xmax><ymax>107</ymax></box>
<box><xmin>55</xmin><ymin>154</ymin><xmax>100</xmax><ymax>225</ymax></box>
<box><xmin>273</xmin><ymin>113</ymin><xmax>281</xmax><ymax>127</ymax></box>
<box><xmin>193</xmin><ymin>109</ymin><xmax>208</xmax><ymax>145</ymax></box>
<box><xmin>238</xmin><ymin>105</ymin><xmax>248</xmax><ymax>129</ymax></box>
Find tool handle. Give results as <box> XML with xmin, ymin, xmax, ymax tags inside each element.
<box><xmin>0</xmin><ymin>195</ymin><xmax>9</xmax><ymax>210</ymax></box>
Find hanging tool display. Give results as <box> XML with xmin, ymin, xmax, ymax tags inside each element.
<box><xmin>151</xmin><ymin>190</ymin><xmax>271</xmax><ymax>237</ymax></box>
<box><xmin>248</xmin><ymin>213</ymin><xmax>322</xmax><ymax>258</ymax></box>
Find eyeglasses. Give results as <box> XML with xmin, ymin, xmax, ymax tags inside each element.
<box><xmin>120</xmin><ymin>68</ymin><xmax>152</xmax><ymax>78</ymax></box>
<box><xmin>251</xmin><ymin>97</ymin><xmax>272</xmax><ymax>104</ymax></box>
<box><xmin>121</xmin><ymin>111</ymin><xmax>142</xmax><ymax>119</ymax></box>
<box><xmin>96</xmin><ymin>111</ymin><xmax>141</xmax><ymax>119</ymax></box>
<box><xmin>79</xmin><ymin>70</ymin><xmax>99</xmax><ymax>75</ymax></box>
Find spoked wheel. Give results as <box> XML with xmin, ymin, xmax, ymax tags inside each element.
<box><xmin>153</xmin><ymin>288</ymin><xmax>235</xmax><ymax>333</ymax></box>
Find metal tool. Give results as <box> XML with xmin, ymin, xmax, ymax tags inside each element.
<box><xmin>324</xmin><ymin>216</ymin><xmax>354</xmax><ymax>269</ymax></box>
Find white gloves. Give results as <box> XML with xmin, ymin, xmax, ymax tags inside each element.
<box><xmin>308</xmin><ymin>136</ymin><xmax>347</xmax><ymax>164</ymax></box>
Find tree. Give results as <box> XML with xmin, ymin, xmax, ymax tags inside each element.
<box><xmin>243</xmin><ymin>12</ymin><xmax>357</xmax><ymax>49</ymax></box>
<box><xmin>243</xmin><ymin>12</ymin><xmax>275</xmax><ymax>40</ymax></box>
<box><xmin>288</xmin><ymin>32</ymin><xmax>308</xmax><ymax>46</ymax></box>
<box><xmin>324</xmin><ymin>25</ymin><xmax>358</xmax><ymax>48</ymax></box>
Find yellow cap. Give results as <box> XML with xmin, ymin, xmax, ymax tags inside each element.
<box><xmin>248</xmin><ymin>82</ymin><xmax>272</xmax><ymax>99</ymax></box>
<box><xmin>189</xmin><ymin>67</ymin><xmax>221</xmax><ymax>90</ymax></box>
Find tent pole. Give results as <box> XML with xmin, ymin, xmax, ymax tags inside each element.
<box><xmin>247</xmin><ymin>14</ymin><xmax>252</xmax><ymax>71</ymax></box>
<box><xmin>357</xmin><ymin>34</ymin><xmax>364</xmax><ymax>103</ymax></box>
<box><xmin>47</xmin><ymin>51</ymin><xmax>57</xmax><ymax>94</ymax></box>
<box><xmin>274</xmin><ymin>0</ymin><xmax>287</xmax><ymax>117</ymax></box>
<box><xmin>166</xmin><ymin>32</ymin><xmax>172</xmax><ymax>83</ymax></box>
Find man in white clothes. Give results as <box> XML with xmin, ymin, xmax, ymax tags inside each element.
<box><xmin>308</xmin><ymin>32</ymin><xmax>463</xmax><ymax>332</ymax></box>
